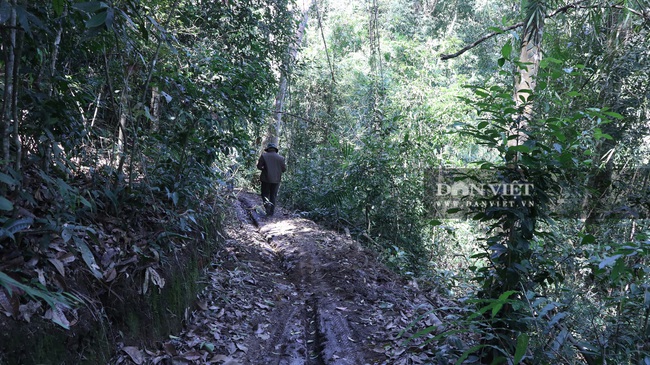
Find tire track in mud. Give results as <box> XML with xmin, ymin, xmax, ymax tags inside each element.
<box><xmin>114</xmin><ymin>191</ymin><xmax>444</xmax><ymax>365</ymax></box>
<box><xmin>238</xmin><ymin>193</ymin><xmax>367</xmax><ymax>364</ymax></box>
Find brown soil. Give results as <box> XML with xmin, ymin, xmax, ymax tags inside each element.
<box><xmin>112</xmin><ymin>190</ymin><xmax>446</xmax><ymax>365</ymax></box>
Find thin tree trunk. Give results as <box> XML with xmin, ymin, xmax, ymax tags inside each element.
<box><xmin>116</xmin><ymin>75</ymin><xmax>130</xmax><ymax>174</ymax></box>
<box><xmin>11</xmin><ymin>23</ymin><xmax>23</xmax><ymax>173</ymax></box>
<box><xmin>445</xmin><ymin>0</ymin><xmax>459</xmax><ymax>37</ymax></box>
<box><xmin>269</xmin><ymin>76</ymin><xmax>289</xmax><ymax>145</ymax></box>
<box><xmin>315</xmin><ymin>2</ymin><xmax>335</xmax><ymax>85</ymax></box>
<box><xmin>1</xmin><ymin>41</ymin><xmax>13</xmax><ymax>171</ymax></box>
<box><xmin>267</xmin><ymin>0</ymin><xmax>313</xmax><ymax>145</ymax></box>
<box><xmin>509</xmin><ymin>3</ymin><xmax>545</xmax><ymax>149</ymax></box>
<box><xmin>127</xmin><ymin>0</ymin><xmax>182</xmax><ymax>189</ymax></box>
<box><xmin>1</xmin><ymin>2</ymin><xmax>17</xmax><ymax>172</ymax></box>
<box><xmin>150</xmin><ymin>86</ymin><xmax>160</xmax><ymax>131</ymax></box>
<box><xmin>50</xmin><ymin>6</ymin><xmax>65</xmax><ymax>97</ymax></box>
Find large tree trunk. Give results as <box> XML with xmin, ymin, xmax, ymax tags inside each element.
<box><xmin>266</xmin><ymin>0</ymin><xmax>313</xmax><ymax>146</ymax></box>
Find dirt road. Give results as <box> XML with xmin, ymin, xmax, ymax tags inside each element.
<box><xmin>113</xmin><ymin>191</ymin><xmax>443</xmax><ymax>365</ymax></box>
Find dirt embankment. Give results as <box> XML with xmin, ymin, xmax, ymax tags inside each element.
<box><xmin>113</xmin><ymin>191</ymin><xmax>445</xmax><ymax>365</ymax></box>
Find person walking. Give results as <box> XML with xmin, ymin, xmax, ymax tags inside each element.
<box><xmin>256</xmin><ymin>143</ymin><xmax>287</xmax><ymax>216</ymax></box>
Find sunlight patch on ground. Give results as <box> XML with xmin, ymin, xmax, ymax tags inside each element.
<box><xmin>262</xmin><ymin>219</ymin><xmax>313</xmax><ymax>237</ymax></box>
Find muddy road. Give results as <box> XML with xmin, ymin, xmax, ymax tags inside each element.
<box><xmin>113</xmin><ymin>191</ymin><xmax>444</xmax><ymax>365</ymax></box>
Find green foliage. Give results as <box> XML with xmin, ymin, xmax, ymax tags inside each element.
<box><xmin>282</xmin><ymin>0</ymin><xmax>492</xmax><ymax>273</ymax></box>
<box><xmin>402</xmin><ymin>11</ymin><xmax>650</xmax><ymax>361</ymax></box>
<box><xmin>0</xmin><ymin>0</ymin><xmax>297</xmax><ymax>335</ymax></box>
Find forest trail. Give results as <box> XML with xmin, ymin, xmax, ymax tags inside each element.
<box><xmin>113</xmin><ymin>191</ymin><xmax>444</xmax><ymax>365</ymax></box>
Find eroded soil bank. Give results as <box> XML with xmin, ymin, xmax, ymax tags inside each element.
<box><xmin>112</xmin><ymin>191</ymin><xmax>447</xmax><ymax>365</ymax></box>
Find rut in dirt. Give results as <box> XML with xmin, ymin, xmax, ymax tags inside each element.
<box><xmin>112</xmin><ymin>191</ymin><xmax>445</xmax><ymax>365</ymax></box>
<box><xmin>238</xmin><ymin>192</ymin><xmax>374</xmax><ymax>365</ymax></box>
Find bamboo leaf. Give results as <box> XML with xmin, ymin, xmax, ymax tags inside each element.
<box><xmin>455</xmin><ymin>344</ymin><xmax>486</xmax><ymax>365</ymax></box>
<box><xmin>73</xmin><ymin>236</ymin><xmax>103</xmax><ymax>279</ymax></box>
<box><xmin>85</xmin><ymin>9</ymin><xmax>107</xmax><ymax>28</ymax></box>
<box><xmin>603</xmin><ymin>111</ymin><xmax>624</xmax><ymax>119</ymax></box>
<box><xmin>509</xmin><ymin>145</ymin><xmax>531</xmax><ymax>153</ymax></box>
<box><xmin>513</xmin><ymin>333</ymin><xmax>529</xmax><ymax>363</ymax></box>
<box><xmin>0</xmin><ymin>196</ymin><xmax>13</xmax><ymax>211</ymax></box>
<box><xmin>0</xmin><ymin>172</ymin><xmax>18</xmax><ymax>186</ymax></box>
<box><xmin>501</xmin><ymin>41</ymin><xmax>512</xmax><ymax>59</ymax></box>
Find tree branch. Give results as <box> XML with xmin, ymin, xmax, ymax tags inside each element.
<box><xmin>440</xmin><ymin>0</ymin><xmax>592</xmax><ymax>60</ymax></box>
<box><xmin>440</xmin><ymin>22</ymin><xmax>523</xmax><ymax>60</ymax></box>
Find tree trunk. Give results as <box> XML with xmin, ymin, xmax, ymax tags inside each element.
<box><xmin>127</xmin><ymin>0</ymin><xmax>182</xmax><ymax>189</ymax></box>
<box><xmin>150</xmin><ymin>86</ymin><xmax>160</xmax><ymax>131</ymax></box>
<box><xmin>316</xmin><ymin>1</ymin><xmax>335</xmax><ymax>85</ymax></box>
<box><xmin>0</xmin><ymin>0</ymin><xmax>24</xmax><ymax>174</ymax></box>
<box><xmin>1</xmin><ymin>1</ymin><xmax>17</xmax><ymax>173</ymax></box>
<box><xmin>266</xmin><ymin>0</ymin><xmax>313</xmax><ymax>146</ymax></box>
<box><xmin>116</xmin><ymin>76</ymin><xmax>130</xmax><ymax>174</ymax></box>
<box><xmin>11</xmin><ymin>21</ymin><xmax>23</xmax><ymax>173</ymax></box>
<box><xmin>509</xmin><ymin>1</ymin><xmax>545</xmax><ymax>148</ymax></box>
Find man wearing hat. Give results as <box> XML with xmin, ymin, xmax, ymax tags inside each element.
<box><xmin>256</xmin><ymin>142</ymin><xmax>287</xmax><ymax>216</ymax></box>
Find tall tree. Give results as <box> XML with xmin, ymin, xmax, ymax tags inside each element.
<box><xmin>1</xmin><ymin>0</ymin><xmax>23</xmax><ymax>173</ymax></box>
<box><xmin>267</xmin><ymin>0</ymin><xmax>314</xmax><ymax>146</ymax></box>
<box><xmin>510</xmin><ymin>0</ymin><xmax>546</xmax><ymax>147</ymax></box>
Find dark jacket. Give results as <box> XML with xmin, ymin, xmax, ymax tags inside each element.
<box><xmin>257</xmin><ymin>151</ymin><xmax>286</xmax><ymax>183</ymax></box>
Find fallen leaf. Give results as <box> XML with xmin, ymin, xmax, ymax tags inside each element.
<box><xmin>58</xmin><ymin>252</ymin><xmax>76</xmax><ymax>263</ymax></box>
<box><xmin>235</xmin><ymin>343</ymin><xmax>248</xmax><ymax>353</ymax></box>
<box><xmin>35</xmin><ymin>269</ymin><xmax>46</xmax><ymax>286</ymax></box>
<box><xmin>163</xmin><ymin>342</ymin><xmax>178</xmax><ymax>356</ymax></box>
<box><xmin>0</xmin><ymin>288</ymin><xmax>18</xmax><ymax>317</ymax></box>
<box><xmin>147</xmin><ymin>267</ymin><xmax>166</xmax><ymax>290</ymax></box>
<box><xmin>104</xmin><ymin>268</ymin><xmax>117</xmax><ymax>282</ymax></box>
<box><xmin>48</xmin><ymin>258</ymin><xmax>66</xmax><ymax>277</ymax></box>
<box><xmin>181</xmin><ymin>350</ymin><xmax>202</xmax><ymax>361</ymax></box>
<box><xmin>45</xmin><ymin>303</ymin><xmax>70</xmax><ymax>329</ymax></box>
<box><xmin>223</xmin><ymin>360</ymin><xmax>242</xmax><ymax>365</ymax></box>
<box><xmin>73</xmin><ymin>236</ymin><xmax>103</xmax><ymax>279</ymax></box>
<box><xmin>122</xmin><ymin>346</ymin><xmax>144</xmax><ymax>365</ymax></box>
<box><xmin>256</xmin><ymin>332</ymin><xmax>270</xmax><ymax>340</ymax></box>
<box><xmin>209</xmin><ymin>354</ymin><xmax>231</xmax><ymax>363</ymax></box>
<box><xmin>19</xmin><ymin>300</ymin><xmax>42</xmax><ymax>322</ymax></box>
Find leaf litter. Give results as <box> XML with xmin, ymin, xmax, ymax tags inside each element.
<box><xmin>113</xmin><ymin>191</ymin><xmax>454</xmax><ymax>364</ymax></box>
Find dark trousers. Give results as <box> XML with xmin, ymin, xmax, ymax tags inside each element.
<box><xmin>261</xmin><ymin>182</ymin><xmax>280</xmax><ymax>215</ymax></box>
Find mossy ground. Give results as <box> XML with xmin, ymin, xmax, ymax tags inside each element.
<box><xmin>0</xmin><ymin>237</ymin><xmax>218</xmax><ymax>365</ymax></box>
